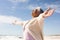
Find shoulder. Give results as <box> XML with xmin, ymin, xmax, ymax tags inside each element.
<box><xmin>36</xmin><ymin>14</ymin><xmax>45</xmax><ymax>21</ymax></box>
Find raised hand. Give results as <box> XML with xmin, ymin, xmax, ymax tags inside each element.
<box><xmin>43</xmin><ymin>7</ymin><xmax>55</xmax><ymax>18</ymax></box>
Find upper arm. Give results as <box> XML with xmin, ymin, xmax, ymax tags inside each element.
<box><xmin>37</xmin><ymin>13</ymin><xmax>44</xmax><ymax>21</ymax></box>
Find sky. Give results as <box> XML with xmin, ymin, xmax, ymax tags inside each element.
<box><xmin>0</xmin><ymin>0</ymin><xmax>60</xmax><ymax>36</ymax></box>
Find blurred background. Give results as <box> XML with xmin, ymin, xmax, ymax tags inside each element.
<box><xmin>0</xmin><ymin>0</ymin><xmax>60</xmax><ymax>37</ymax></box>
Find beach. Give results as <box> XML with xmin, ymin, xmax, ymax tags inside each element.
<box><xmin>0</xmin><ymin>36</ymin><xmax>60</xmax><ymax>40</ymax></box>
<box><xmin>44</xmin><ymin>36</ymin><xmax>60</xmax><ymax>40</ymax></box>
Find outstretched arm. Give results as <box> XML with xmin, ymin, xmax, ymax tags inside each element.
<box><xmin>42</xmin><ymin>7</ymin><xmax>55</xmax><ymax>18</ymax></box>
<box><xmin>12</xmin><ymin>20</ymin><xmax>25</xmax><ymax>26</ymax></box>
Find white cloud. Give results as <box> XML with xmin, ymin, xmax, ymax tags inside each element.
<box><xmin>28</xmin><ymin>5</ymin><xmax>39</xmax><ymax>10</ymax></box>
<box><xmin>28</xmin><ymin>3</ymin><xmax>60</xmax><ymax>13</ymax></box>
<box><xmin>0</xmin><ymin>15</ymin><xmax>21</xmax><ymax>24</ymax></box>
<box><xmin>8</xmin><ymin>0</ymin><xmax>60</xmax><ymax>13</ymax></box>
<box><xmin>56</xmin><ymin>8</ymin><xmax>60</xmax><ymax>13</ymax></box>
<box><xmin>8</xmin><ymin>0</ymin><xmax>28</xmax><ymax>3</ymax></box>
<box><xmin>42</xmin><ymin>3</ymin><xmax>60</xmax><ymax>13</ymax></box>
<box><xmin>12</xmin><ymin>6</ymin><xmax>16</xmax><ymax>9</ymax></box>
<box><xmin>8</xmin><ymin>0</ymin><xmax>29</xmax><ymax>12</ymax></box>
<box><xmin>11</xmin><ymin>4</ymin><xmax>17</xmax><ymax>11</ymax></box>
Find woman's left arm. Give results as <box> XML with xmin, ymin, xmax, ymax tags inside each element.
<box><xmin>12</xmin><ymin>20</ymin><xmax>25</xmax><ymax>26</ymax></box>
<box><xmin>42</xmin><ymin>8</ymin><xmax>55</xmax><ymax>18</ymax></box>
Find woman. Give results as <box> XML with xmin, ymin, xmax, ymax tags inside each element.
<box><xmin>13</xmin><ymin>7</ymin><xmax>55</xmax><ymax>40</ymax></box>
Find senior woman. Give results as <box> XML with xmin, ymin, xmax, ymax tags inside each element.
<box><xmin>13</xmin><ymin>7</ymin><xmax>55</xmax><ymax>40</ymax></box>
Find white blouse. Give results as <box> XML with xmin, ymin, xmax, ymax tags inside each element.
<box><xmin>13</xmin><ymin>14</ymin><xmax>45</xmax><ymax>40</ymax></box>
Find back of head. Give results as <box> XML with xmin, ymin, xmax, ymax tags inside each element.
<box><xmin>32</xmin><ymin>7</ymin><xmax>44</xmax><ymax>17</ymax></box>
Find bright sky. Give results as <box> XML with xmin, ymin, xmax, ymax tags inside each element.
<box><xmin>0</xmin><ymin>0</ymin><xmax>60</xmax><ymax>36</ymax></box>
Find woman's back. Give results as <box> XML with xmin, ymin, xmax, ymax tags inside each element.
<box><xmin>23</xmin><ymin>16</ymin><xmax>44</xmax><ymax>40</ymax></box>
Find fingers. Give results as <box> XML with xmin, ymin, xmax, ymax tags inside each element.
<box><xmin>44</xmin><ymin>7</ymin><xmax>55</xmax><ymax>14</ymax></box>
<box><xmin>44</xmin><ymin>7</ymin><xmax>51</xmax><ymax>14</ymax></box>
<box><xmin>49</xmin><ymin>9</ymin><xmax>55</xmax><ymax>15</ymax></box>
<box><xmin>42</xmin><ymin>7</ymin><xmax>55</xmax><ymax>18</ymax></box>
<box><xmin>46</xmin><ymin>7</ymin><xmax>51</xmax><ymax>11</ymax></box>
<box><xmin>45</xmin><ymin>8</ymin><xmax>55</xmax><ymax>17</ymax></box>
